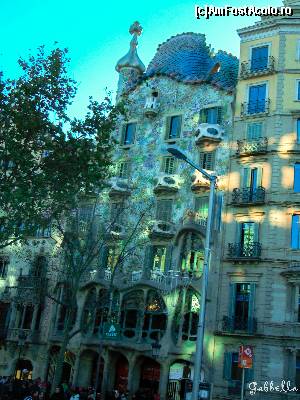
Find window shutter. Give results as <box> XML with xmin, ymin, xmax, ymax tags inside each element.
<box><xmin>253</xmin><ymin>223</ymin><xmax>259</xmax><ymax>242</ymax></box>
<box><xmin>144</xmin><ymin>245</ymin><xmax>155</xmax><ymax>277</ymax></box>
<box><xmin>229</xmin><ymin>284</ymin><xmax>237</xmax><ymax>325</ymax></box>
<box><xmin>199</xmin><ymin>109</ymin><xmax>207</xmax><ymax>123</ymax></box>
<box><xmin>257</xmin><ymin>167</ymin><xmax>263</xmax><ymax>187</ymax></box>
<box><xmin>165</xmin><ymin>245</ymin><xmax>173</xmax><ymax>272</ymax></box>
<box><xmin>243</xmin><ymin>168</ymin><xmax>251</xmax><ymax>188</ymax></box>
<box><xmin>121</xmin><ymin>124</ymin><xmax>127</xmax><ymax>145</ymax></box>
<box><xmin>217</xmin><ymin>107</ymin><xmax>223</xmax><ymax>124</ymax></box>
<box><xmin>294</xmin><ymin>164</ymin><xmax>300</xmax><ymax>193</ymax></box>
<box><xmin>199</xmin><ymin>152</ymin><xmax>205</xmax><ymax>168</ymax></box>
<box><xmin>248</xmin><ymin>283</ymin><xmax>256</xmax><ymax>333</ymax></box>
<box><xmin>100</xmin><ymin>245</ymin><xmax>109</xmax><ymax>268</ymax></box>
<box><xmin>214</xmin><ymin>193</ymin><xmax>223</xmax><ymax>231</ymax></box>
<box><xmin>165</xmin><ymin>117</ymin><xmax>171</xmax><ymax>139</ymax></box>
<box><xmin>175</xmin><ymin>115</ymin><xmax>182</xmax><ymax>138</ymax></box>
<box><xmin>223</xmin><ymin>352</ymin><xmax>232</xmax><ymax>380</ymax></box>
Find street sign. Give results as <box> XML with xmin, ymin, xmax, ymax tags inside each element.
<box><xmin>198</xmin><ymin>383</ymin><xmax>211</xmax><ymax>400</ymax></box>
<box><xmin>238</xmin><ymin>345</ymin><xmax>253</xmax><ymax>369</ymax></box>
<box><xmin>103</xmin><ymin>322</ymin><xmax>121</xmax><ymax>340</ymax></box>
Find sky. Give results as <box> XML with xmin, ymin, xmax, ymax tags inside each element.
<box><xmin>0</xmin><ymin>0</ymin><xmax>284</xmax><ymax>118</ymax></box>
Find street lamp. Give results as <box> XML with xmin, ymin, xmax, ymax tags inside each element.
<box><xmin>167</xmin><ymin>146</ymin><xmax>217</xmax><ymax>400</ymax></box>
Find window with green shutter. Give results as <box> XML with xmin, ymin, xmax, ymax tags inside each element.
<box><xmin>156</xmin><ymin>199</ymin><xmax>173</xmax><ymax>222</ymax></box>
<box><xmin>199</xmin><ymin>107</ymin><xmax>223</xmax><ymax>124</ymax></box>
<box><xmin>199</xmin><ymin>151</ymin><xmax>216</xmax><ymax>170</ymax></box>
<box><xmin>162</xmin><ymin>156</ymin><xmax>176</xmax><ymax>175</ymax></box>
<box><xmin>195</xmin><ymin>196</ymin><xmax>209</xmax><ymax>220</ymax></box>
<box><xmin>166</xmin><ymin>115</ymin><xmax>182</xmax><ymax>139</ymax></box>
<box><xmin>118</xmin><ymin>161</ymin><xmax>131</xmax><ymax>178</ymax></box>
<box><xmin>152</xmin><ymin>246</ymin><xmax>167</xmax><ymax>272</ymax></box>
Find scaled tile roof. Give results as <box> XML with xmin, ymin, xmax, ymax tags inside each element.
<box><xmin>145</xmin><ymin>33</ymin><xmax>238</xmax><ymax>91</ymax></box>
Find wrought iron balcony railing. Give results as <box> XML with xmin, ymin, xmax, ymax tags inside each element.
<box><xmin>232</xmin><ymin>186</ymin><xmax>265</xmax><ymax>205</ymax></box>
<box><xmin>228</xmin><ymin>242</ymin><xmax>262</xmax><ymax>260</ymax></box>
<box><xmin>241</xmin><ymin>99</ymin><xmax>270</xmax><ymax>117</ymax></box>
<box><xmin>240</xmin><ymin>56</ymin><xmax>275</xmax><ymax>79</ymax></box>
<box><xmin>221</xmin><ymin>315</ymin><xmax>258</xmax><ymax>334</ymax></box>
<box><xmin>237</xmin><ymin>137</ymin><xmax>268</xmax><ymax>156</ymax></box>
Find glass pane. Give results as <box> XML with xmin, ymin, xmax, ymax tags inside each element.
<box><xmin>169</xmin><ymin>116</ymin><xmax>181</xmax><ymax>138</ymax></box>
<box><xmin>206</xmin><ymin>108</ymin><xmax>218</xmax><ymax>124</ymax></box>
<box><xmin>297</xmin><ymin>119</ymin><xmax>300</xmax><ymax>144</ymax></box>
<box><xmin>124</xmin><ymin>123</ymin><xmax>136</xmax><ymax>145</ymax></box>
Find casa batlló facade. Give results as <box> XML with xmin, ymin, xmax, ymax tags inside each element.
<box><xmin>1</xmin><ymin>1</ymin><xmax>300</xmax><ymax>399</ymax></box>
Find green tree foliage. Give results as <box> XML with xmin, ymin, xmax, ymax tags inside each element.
<box><xmin>0</xmin><ymin>45</ymin><xmax>122</xmax><ymax>248</ymax></box>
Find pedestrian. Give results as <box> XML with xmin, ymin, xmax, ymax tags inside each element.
<box><xmin>50</xmin><ymin>386</ymin><xmax>65</xmax><ymax>400</ymax></box>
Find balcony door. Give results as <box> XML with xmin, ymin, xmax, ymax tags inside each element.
<box><xmin>240</xmin><ymin>222</ymin><xmax>258</xmax><ymax>256</ymax></box>
<box><xmin>248</xmin><ymin>84</ymin><xmax>266</xmax><ymax>114</ymax></box>
<box><xmin>251</xmin><ymin>46</ymin><xmax>268</xmax><ymax>71</ymax></box>
<box><xmin>243</xmin><ymin>168</ymin><xmax>263</xmax><ymax>201</ymax></box>
<box><xmin>229</xmin><ymin>283</ymin><xmax>256</xmax><ymax>332</ymax></box>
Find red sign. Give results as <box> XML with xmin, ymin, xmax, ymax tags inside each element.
<box><xmin>238</xmin><ymin>345</ymin><xmax>253</xmax><ymax>369</ymax></box>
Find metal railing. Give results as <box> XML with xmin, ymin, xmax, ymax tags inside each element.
<box><xmin>221</xmin><ymin>316</ymin><xmax>258</xmax><ymax>334</ymax></box>
<box><xmin>241</xmin><ymin>99</ymin><xmax>270</xmax><ymax>116</ymax></box>
<box><xmin>240</xmin><ymin>56</ymin><xmax>275</xmax><ymax>79</ymax></box>
<box><xmin>232</xmin><ymin>186</ymin><xmax>265</xmax><ymax>205</ymax></box>
<box><xmin>237</xmin><ymin>137</ymin><xmax>268</xmax><ymax>155</ymax></box>
<box><xmin>228</xmin><ymin>242</ymin><xmax>262</xmax><ymax>259</ymax></box>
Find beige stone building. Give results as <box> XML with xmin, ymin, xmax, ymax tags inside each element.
<box><xmin>211</xmin><ymin>1</ymin><xmax>300</xmax><ymax>398</ymax></box>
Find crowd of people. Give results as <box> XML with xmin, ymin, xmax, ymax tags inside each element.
<box><xmin>0</xmin><ymin>376</ymin><xmax>101</xmax><ymax>400</ymax></box>
<box><xmin>0</xmin><ymin>376</ymin><xmax>160</xmax><ymax>400</ymax></box>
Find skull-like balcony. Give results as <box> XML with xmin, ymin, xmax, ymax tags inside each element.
<box><xmin>191</xmin><ymin>170</ymin><xmax>211</xmax><ymax>192</ymax></box>
<box><xmin>144</xmin><ymin>95</ymin><xmax>159</xmax><ymax>118</ymax></box>
<box><xmin>237</xmin><ymin>138</ymin><xmax>268</xmax><ymax>156</ymax></box>
<box><xmin>109</xmin><ymin>177</ymin><xmax>131</xmax><ymax>197</ymax></box>
<box><xmin>195</xmin><ymin>123</ymin><xmax>224</xmax><ymax>145</ymax></box>
<box><xmin>149</xmin><ymin>220</ymin><xmax>176</xmax><ymax>239</ymax></box>
<box><xmin>153</xmin><ymin>174</ymin><xmax>180</xmax><ymax>194</ymax></box>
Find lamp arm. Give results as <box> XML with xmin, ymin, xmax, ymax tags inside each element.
<box><xmin>184</xmin><ymin>159</ymin><xmax>217</xmax><ymax>182</ymax></box>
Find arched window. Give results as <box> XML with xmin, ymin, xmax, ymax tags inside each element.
<box><xmin>142</xmin><ymin>291</ymin><xmax>167</xmax><ymax>341</ymax></box>
<box><xmin>173</xmin><ymin>288</ymin><xmax>200</xmax><ymax>342</ymax></box>
<box><xmin>56</xmin><ymin>284</ymin><xmax>77</xmax><ymax>332</ymax></box>
<box><xmin>120</xmin><ymin>291</ymin><xmax>144</xmax><ymax>339</ymax></box>
<box><xmin>93</xmin><ymin>289</ymin><xmax>110</xmax><ymax>334</ymax></box>
<box><xmin>182</xmin><ymin>290</ymin><xmax>200</xmax><ymax>341</ymax></box>
<box><xmin>180</xmin><ymin>233</ymin><xmax>204</xmax><ymax>277</ymax></box>
<box><xmin>81</xmin><ymin>288</ymin><xmax>97</xmax><ymax>334</ymax></box>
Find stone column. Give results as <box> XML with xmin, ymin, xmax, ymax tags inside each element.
<box><xmin>159</xmin><ymin>361</ymin><xmax>170</xmax><ymax>400</ymax></box>
<box><xmin>127</xmin><ymin>354</ymin><xmax>138</xmax><ymax>397</ymax></box>
<box><xmin>72</xmin><ymin>350</ymin><xmax>81</xmax><ymax>387</ymax></box>
<box><xmin>8</xmin><ymin>302</ymin><xmax>17</xmax><ymax>329</ymax></box>
<box><xmin>101</xmin><ymin>349</ymin><xmax>113</xmax><ymax>399</ymax></box>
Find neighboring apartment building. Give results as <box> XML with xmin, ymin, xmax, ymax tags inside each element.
<box><xmin>211</xmin><ymin>1</ymin><xmax>300</xmax><ymax>398</ymax></box>
<box><xmin>0</xmin><ymin>22</ymin><xmax>238</xmax><ymax>399</ymax></box>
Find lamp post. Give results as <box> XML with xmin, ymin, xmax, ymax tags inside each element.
<box><xmin>167</xmin><ymin>146</ymin><xmax>217</xmax><ymax>400</ymax></box>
